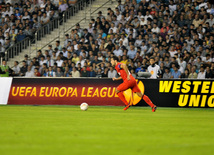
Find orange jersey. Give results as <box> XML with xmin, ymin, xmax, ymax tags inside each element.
<box><xmin>115</xmin><ymin>62</ymin><xmax>134</xmax><ymax>81</ymax></box>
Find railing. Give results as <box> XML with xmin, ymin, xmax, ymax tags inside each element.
<box><xmin>2</xmin><ymin>0</ymin><xmax>114</xmax><ymax>66</ymax></box>
<box><xmin>40</xmin><ymin>0</ymin><xmax>113</xmax><ymax>49</ymax></box>
<box><xmin>30</xmin><ymin>17</ymin><xmax>60</xmax><ymax>58</ymax></box>
<box><xmin>3</xmin><ymin>15</ymin><xmax>60</xmax><ymax>63</ymax></box>
<box><xmin>2</xmin><ymin>0</ymin><xmax>92</xmax><ymax>65</ymax></box>
<box><xmin>90</xmin><ymin>0</ymin><xmax>112</xmax><ymax>18</ymax></box>
<box><xmin>34</xmin><ymin>0</ymin><xmax>93</xmax><ymax>55</ymax></box>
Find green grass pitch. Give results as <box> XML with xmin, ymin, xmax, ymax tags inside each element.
<box><xmin>0</xmin><ymin>105</ymin><xmax>214</xmax><ymax>155</ymax></box>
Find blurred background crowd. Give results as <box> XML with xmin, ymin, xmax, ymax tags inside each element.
<box><xmin>0</xmin><ymin>0</ymin><xmax>214</xmax><ymax>79</ymax></box>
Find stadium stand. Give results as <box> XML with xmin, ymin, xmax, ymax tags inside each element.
<box><xmin>0</xmin><ymin>0</ymin><xmax>214</xmax><ymax>79</ymax></box>
<box><xmin>1</xmin><ymin>0</ymin><xmax>94</xmax><ymax>65</ymax></box>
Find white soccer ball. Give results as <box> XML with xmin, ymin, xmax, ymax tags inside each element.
<box><xmin>80</xmin><ymin>102</ymin><xmax>89</xmax><ymax>111</ymax></box>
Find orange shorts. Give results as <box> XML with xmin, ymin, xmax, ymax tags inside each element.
<box><xmin>117</xmin><ymin>79</ymin><xmax>141</xmax><ymax>93</ymax></box>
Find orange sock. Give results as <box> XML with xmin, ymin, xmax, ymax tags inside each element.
<box><xmin>142</xmin><ymin>95</ymin><xmax>154</xmax><ymax>107</ymax></box>
<box><xmin>117</xmin><ymin>92</ymin><xmax>129</xmax><ymax>105</ymax></box>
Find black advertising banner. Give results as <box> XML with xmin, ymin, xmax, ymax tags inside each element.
<box><xmin>139</xmin><ymin>79</ymin><xmax>214</xmax><ymax>108</ymax></box>
<box><xmin>8</xmin><ymin>78</ymin><xmax>214</xmax><ymax>108</ymax></box>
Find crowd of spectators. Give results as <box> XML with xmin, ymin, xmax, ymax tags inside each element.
<box><xmin>0</xmin><ymin>0</ymin><xmax>72</xmax><ymax>59</ymax></box>
<box><xmin>7</xmin><ymin>0</ymin><xmax>214</xmax><ymax>79</ymax></box>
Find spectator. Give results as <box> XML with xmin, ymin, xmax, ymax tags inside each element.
<box><xmin>108</xmin><ymin>66</ymin><xmax>117</xmax><ymax>78</ymax></box>
<box><xmin>160</xmin><ymin>27</ymin><xmax>168</xmax><ymax>40</ymax></box>
<box><xmin>71</xmin><ymin>53</ymin><xmax>79</xmax><ymax>64</ymax></box>
<box><xmin>62</xmin><ymin>47</ymin><xmax>68</xmax><ymax>58</ymax></box>
<box><xmin>24</xmin><ymin>26</ymin><xmax>33</xmax><ymax>39</ymax></box>
<box><xmin>46</xmin><ymin>55</ymin><xmax>54</xmax><ymax>67</ymax></box>
<box><xmin>152</xmin><ymin>23</ymin><xmax>160</xmax><ymax>34</ymax></box>
<box><xmin>135</xmin><ymin>62</ymin><xmax>143</xmax><ymax>73</ymax></box>
<box><xmin>140</xmin><ymin>17</ymin><xmax>147</xmax><ymax>27</ymax></box>
<box><xmin>102</xmin><ymin>67</ymin><xmax>109</xmax><ymax>77</ymax></box>
<box><xmin>6</xmin><ymin>0</ymin><xmax>214</xmax><ymax>80</ymax></box>
<box><xmin>12</xmin><ymin>61</ymin><xmax>20</xmax><ymax>76</ymax></box>
<box><xmin>34</xmin><ymin>68</ymin><xmax>41</xmax><ymax>77</ymax></box>
<box><xmin>76</xmin><ymin>55</ymin><xmax>85</xmax><ymax>67</ymax></box>
<box><xmin>25</xmin><ymin>66</ymin><xmax>34</xmax><ymax>77</ymax></box>
<box><xmin>71</xmin><ymin>67</ymin><xmax>80</xmax><ymax>77</ymax></box>
<box><xmin>40</xmin><ymin>0</ymin><xmax>47</xmax><ymax>12</ymax></box>
<box><xmin>58</xmin><ymin>1</ymin><xmax>68</xmax><ymax>17</ymax></box>
<box><xmin>50</xmin><ymin>50</ymin><xmax>56</xmax><ymax>61</ymax></box>
<box><xmin>4</xmin><ymin>39</ymin><xmax>11</xmax><ymax>50</ymax></box>
<box><xmin>39</xmin><ymin>56</ymin><xmax>47</xmax><ymax>67</ymax></box>
<box><xmin>127</xmin><ymin>45</ymin><xmax>137</xmax><ymax>59</ymax></box>
<box><xmin>197</xmin><ymin>66</ymin><xmax>206</xmax><ymax>79</ymax></box>
<box><xmin>64</xmin><ymin>34</ymin><xmax>72</xmax><ymax>47</ymax></box>
<box><xmin>131</xmin><ymin>17</ymin><xmax>140</xmax><ymax>29</ymax></box>
<box><xmin>0</xmin><ymin>42</ymin><xmax>5</xmax><ymax>58</ymax></box>
<box><xmin>88</xmin><ymin>66</ymin><xmax>96</xmax><ymax>77</ymax></box>
<box><xmin>119</xmin><ymin>34</ymin><xmax>128</xmax><ymax>47</ymax></box>
<box><xmin>81</xmin><ymin>66</ymin><xmax>89</xmax><ymax>77</ymax></box>
<box><xmin>91</xmin><ymin>55</ymin><xmax>101</xmax><ymax>65</ymax></box>
<box><xmin>64</xmin><ymin>66</ymin><xmax>71</xmax><ymax>77</ymax></box>
<box><xmin>16</xmin><ymin>30</ymin><xmax>26</xmax><ymax>42</ymax></box>
<box><xmin>206</xmin><ymin>66</ymin><xmax>213</xmax><ymax>78</ymax></box>
<box><xmin>113</xmin><ymin>45</ymin><xmax>123</xmax><ymax>57</ymax></box>
<box><xmin>20</xmin><ymin>61</ymin><xmax>28</xmax><ymax>76</ymax></box>
<box><xmin>24</xmin><ymin>54</ymin><xmax>31</xmax><ymax>66</ymax></box>
<box><xmin>169</xmin><ymin>46</ymin><xmax>178</xmax><ymax>58</ymax></box>
<box><xmin>83</xmin><ymin>29</ymin><xmax>92</xmax><ymax>41</ymax></box>
<box><xmin>171</xmin><ymin>65</ymin><xmax>181</xmax><ymax>79</ymax></box>
<box><xmin>106</xmin><ymin>40</ymin><xmax>115</xmax><ymax>52</ymax></box>
<box><xmin>192</xmin><ymin>14</ymin><xmax>202</xmax><ymax>28</ymax></box>
<box><xmin>195</xmin><ymin>57</ymin><xmax>203</xmax><ymax>71</ymax></box>
<box><xmin>128</xmin><ymin>61</ymin><xmax>136</xmax><ymax>71</ymax></box>
<box><xmin>56</xmin><ymin>56</ymin><xmax>63</xmax><ymax>67</ymax></box>
<box><xmin>163</xmin><ymin>67</ymin><xmax>172</xmax><ymax>79</ymax></box>
<box><xmin>147</xmin><ymin>57</ymin><xmax>161</xmax><ymax>79</ymax></box>
<box><xmin>96</xmin><ymin>68</ymin><xmax>102</xmax><ymax>78</ymax></box>
<box><xmin>32</xmin><ymin>19</ymin><xmax>41</xmax><ymax>33</ymax></box>
<box><xmin>177</xmin><ymin>56</ymin><xmax>186</xmax><ymax>73</ymax></box>
<box><xmin>56</xmin><ymin>67</ymin><xmax>63</xmax><ymax>77</ymax></box>
<box><xmin>133</xmin><ymin>51</ymin><xmax>143</xmax><ymax>63</ymax></box>
<box><xmin>0</xmin><ymin>60</ymin><xmax>9</xmax><ymax>77</ymax></box>
<box><xmin>203</xmin><ymin>54</ymin><xmax>212</xmax><ymax>66</ymax></box>
<box><xmin>188</xmin><ymin>67</ymin><xmax>198</xmax><ymax>79</ymax></box>
<box><xmin>46</xmin><ymin>66</ymin><xmax>56</xmax><ymax>77</ymax></box>
<box><xmin>181</xmin><ymin>69</ymin><xmax>190</xmax><ymax>79</ymax></box>
<box><xmin>40</xmin><ymin>63</ymin><xmax>48</xmax><ymax>76</ymax></box>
